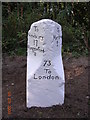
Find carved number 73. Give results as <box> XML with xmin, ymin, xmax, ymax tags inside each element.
<box><xmin>43</xmin><ymin>60</ymin><xmax>51</xmax><ymax>66</ymax></box>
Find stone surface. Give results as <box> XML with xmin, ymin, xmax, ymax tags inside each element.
<box><xmin>27</xmin><ymin>19</ymin><xmax>65</xmax><ymax>108</ymax></box>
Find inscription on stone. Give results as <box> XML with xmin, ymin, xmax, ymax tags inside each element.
<box><xmin>27</xmin><ymin>19</ymin><xmax>65</xmax><ymax>107</ymax></box>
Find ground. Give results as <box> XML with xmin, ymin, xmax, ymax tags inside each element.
<box><xmin>2</xmin><ymin>55</ymin><xmax>89</xmax><ymax>119</ymax></box>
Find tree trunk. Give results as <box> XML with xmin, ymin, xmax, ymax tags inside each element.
<box><xmin>17</xmin><ymin>3</ymin><xmax>19</xmax><ymax>18</ymax></box>
<box><xmin>21</xmin><ymin>3</ymin><xmax>23</xmax><ymax>18</ymax></box>
<box><xmin>82</xmin><ymin>27</ymin><xmax>90</xmax><ymax>50</ymax></box>
<box><xmin>7</xmin><ymin>3</ymin><xmax>11</xmax><ymax>14</ymax></box>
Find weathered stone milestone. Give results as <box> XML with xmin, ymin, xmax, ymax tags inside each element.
<box><xmin>27</xmin><ymin>19</ymin><xmax>65</xmax><ymax>107</ymax></box>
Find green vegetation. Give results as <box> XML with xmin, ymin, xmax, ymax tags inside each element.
<box><xmin>2</xmin><ymin>2</ymin><xmax>90</xmax><ymax>56</ymax></box>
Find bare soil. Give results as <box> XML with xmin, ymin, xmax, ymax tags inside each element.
<box><xmin>2</xmin><ymin>55</ymin><xmax>89</xmax><ymax>119</ymax></box>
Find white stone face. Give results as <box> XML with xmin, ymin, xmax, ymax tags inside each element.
<box><xmin>27</xmin><ymin>19</ymin><xmax>65</xmax><ymax>108</ymax></box>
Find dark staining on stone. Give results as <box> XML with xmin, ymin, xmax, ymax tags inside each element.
<box><xmin>53</xmin><ymin>35</ymin><xmax>61</xmax><ymax>41</ymax></box>
<box><xmin>28</xmin><ymin>46</ymin><xmax>45</xmax><ymax>54</ymax></box>
<box><xmin>33</xmin><ymin>39</ymin><xmax>38</xmax><ymax>46</ymax></box>
<box><xmin>28</xmin><ymin>33</ymin><xmax>44</xmax><ymax>42</ymax></box>
<box><xmin>28</xmin><ymin>33</ymin><xmax>37</xmax><ymax>38</ymax></box>
<box><xmin>33</xmin><ymin>26</ymin><xmax>39</xmax><ymax>32</ymax></box>
<box><xmin>34</xmin><ymin>52</ymin><xmax>36</xmax><ymax>56</ymax></box>
<box><xmin>39</xmin><ymin>36</ymin><xmax>44</xmax><ymax>39</ymax></box>
<box><xmin>57</xmin><ymin>27</ymin><xmax>60</xmax><ymax>33</ymax></box>
<box><xmin>57</xmin><ymin>41</ymin><xmax>58</xmax><ymax>47</ymax></box>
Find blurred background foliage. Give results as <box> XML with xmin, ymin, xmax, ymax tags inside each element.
<box><xmin>2</xmin><ymin>2</ymin><xmax>90</xmax><ymax>56</ymax></box>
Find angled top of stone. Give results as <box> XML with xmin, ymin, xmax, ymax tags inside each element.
<box><xmin>30</xmin><ymin>19</ymin><xmax>61</xmax><ymax>28</ymax></box>
<box><xmin>28</xmin><ymin>19</ymin><xmax>62</xmax><ymax>58</ymax></box>
<box><xmin>29</xmin><ymin>19</ymin><xmax>62</xmax><ymax>35</ymax></box>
